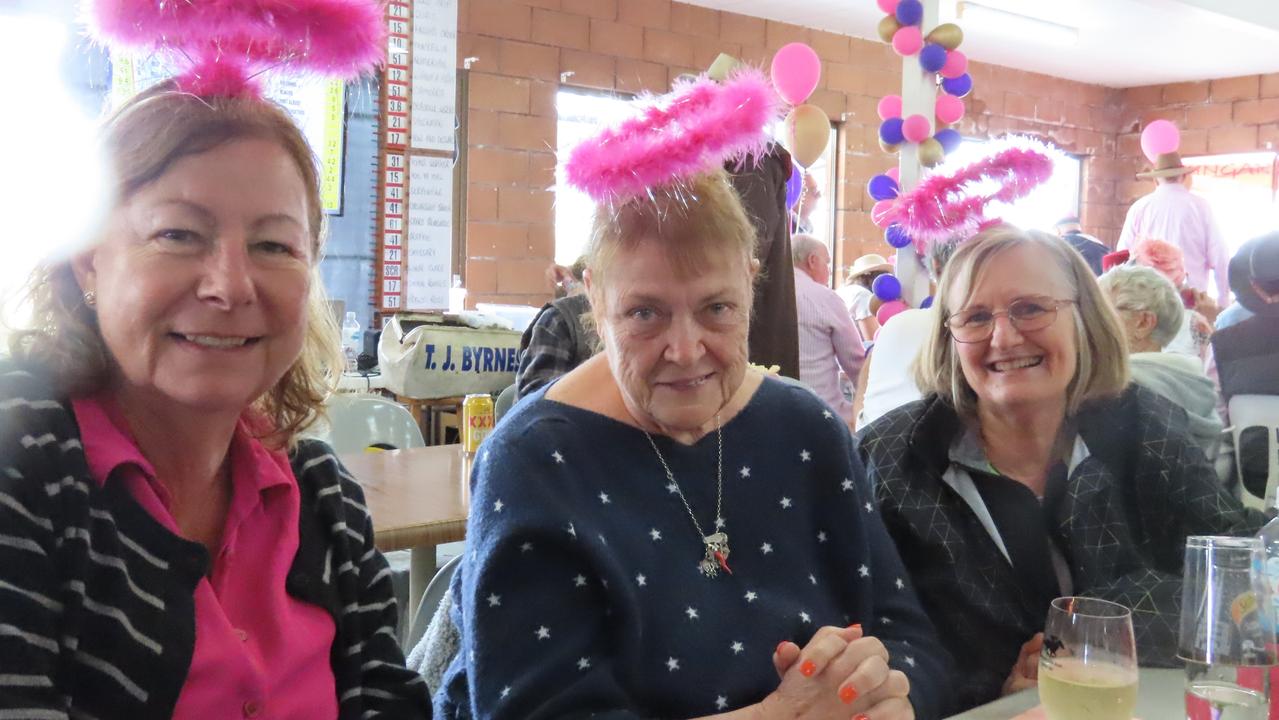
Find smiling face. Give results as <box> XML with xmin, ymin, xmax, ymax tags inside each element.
<box><xmin>590</xmin><ymin>237</ymin><xmax>753</xmax><ymax>435</ymax></box>
<box><xmin>950</xmin><ymin>244</ymin><xmax>1079</xmax><ymax>415</ymax></box>
<box><xmin>74</xmin><ymin>138</ymin><xmax>313</xmax><ymax>418</ymax></box>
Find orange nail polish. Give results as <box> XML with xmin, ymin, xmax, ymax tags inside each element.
<box><xmin>839</xmin><ymin>684</ymin><xmax>858</xmax><ymax>704</ymax></box>
<box><xmin>800</xmin><ymin>660</ymin><xmax>816</xmax><ymax>677</ymax></box>
<box><xmin>847</xmin><ymin>623</ymin><xmax>862</xmax><ymax>633</ymax></box>
<box><xmin>853</xmin><ymin>714</ymin><xmax>869</xmax><ymax>720</ymax></box>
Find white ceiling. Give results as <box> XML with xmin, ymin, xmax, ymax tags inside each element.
<box><xmin>687</xmin><ymin>0</ymin><xmax>1279</xmax><ymax>88</ymax></box>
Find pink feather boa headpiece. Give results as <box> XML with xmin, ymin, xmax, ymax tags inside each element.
<box><xmin>564</xmin><ymin>68</ymin><xmax>781</xmax><ymax>202</ymax></box>
<box><xmin>87</xmin><ymin>0</ymin><xmax>386</xmax><ymax>97</ymax></box>
<box><xmin>886</xmin><ymin>139</ymin><xmax>1055</xmax><ymax>251</ymax></box>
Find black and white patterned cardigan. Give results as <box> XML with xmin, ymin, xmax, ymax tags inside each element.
<box><xmin>0</xmin><ymin>363</ymin><xmax>431</xmax><ymax>719</ymax></box>
<box><xmin>856</xmin><ymin>385</ymin><xmax>1266</xmax><ymax>713</ymax></box>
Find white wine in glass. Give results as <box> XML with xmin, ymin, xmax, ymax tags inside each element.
<box><xmin>1039</xmin><ymin>597</ymin><xmax>1138</xmax><ymax>720</ymax></box>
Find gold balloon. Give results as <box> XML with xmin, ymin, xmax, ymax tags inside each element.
<box><xmin>877</xmin><ymin>15</ymin><xmax>902</xmax><ymax>44</ymax></box>
<box><xmin>879</xmin><ymin>138</ymin><xmax>901</xmax><ymax>154</ymax></box>
<box><xmin>917</xmin><ymin>138</ymin><xmax>946</xmax><ymax>167</ymax></box>
<box><xmin>784</xmin><ymin>104</ymin><xmax>831</xmax><ymax>168</ymax></box>
<box><xmin>925</xmin><ymin>23</ymin><xmax>964</xmax><ymax>50</ymax></box>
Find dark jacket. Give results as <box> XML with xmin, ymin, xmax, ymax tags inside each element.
<box><xmin>514</xmin><ymin>293</ymin><xmax>597</xmax><ymax>399</ymax></box>
<box><xmin>727</xmin><ymin>144</ymin><xmax>800</xmax><ymax>380</ymax></box>
<box><xmin>856</xmin><ymin>386</ymin><xmax>1263</xmax><ymax>713</ymax></box>
<box><xmin>1062</xmin><ymin>231</ymin><xmax>1109</xmax><ymax>276</ymax></box>
<box><xmin>1211</xmin><ymin>314</ymin><xmax>1279</xmax><ymax>405</ymax></box>
<box><xmin>0</xmin><ymin>362</ymin><xmax>430</xmax><ymax>718</ymax></box>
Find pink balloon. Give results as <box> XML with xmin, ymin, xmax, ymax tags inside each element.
<box><xmin>770</xmin><ymin>43</ymin><xmax>822</xmax><ymax>105</ymax></box>
<box><xmin>901</xmin><ymin>114</ymin><xmax>931</xmax><ymax>143</ymax></box>
<box><xmin>871</xmin><ymin>200</ymin><xmax>896</xmax><ymax>228</ymax></box>
<box><xmin>877</xmin><ymin>300</ymin><xmax>908</xmax><ymax>326</ymax></box>
<box><xmin>891</xmin><ymin>26</ymin><xmax>923</xmax><ymax>57</ymax></box>
<box><xmin>1140</xmin><ymin>120</ymin><xmax>1181</xmax><ymax>162</ymax></box>
<box><xmin>876</xmin><ymin>0</ymin><xmax>900</xmax><ymax>13</ymax></box>
<box><xmin>940</xmin><ymin>50</ymin><xmax>968</xmax><ymax>79</ymax></box>
<box><xmin>935</xmin><ymin>95</ymin><xmax>965</xmax><ymax>125</ymax></box>
<box><xmin>886</xmin><ymin>167</ymin><xmax>900</xmax><ymax>183</ymax></box>
<box><xmin>877</xmin><ymin>95</ymin><xmax>903</xmax><ymax>121</ymax></box>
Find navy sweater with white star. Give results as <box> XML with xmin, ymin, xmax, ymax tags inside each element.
<box><xmin>434</xmin><ymin>377</ymin><xmax>952</xmax><ymax>719</ymax></box>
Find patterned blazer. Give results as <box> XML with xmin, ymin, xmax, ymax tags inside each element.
<box><xmin>856</xmin><ymin>385</ymin><xmax>1264</xmax><ymax>713</ymax></box>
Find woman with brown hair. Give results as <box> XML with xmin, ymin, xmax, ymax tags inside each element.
<box><xmin>0</xmin><ymin>81</ymin><xmax>429</xmax><ymax>718</ymax></box>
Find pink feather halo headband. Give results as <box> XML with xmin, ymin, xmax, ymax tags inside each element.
<box><xmin>87</xmin><ymin>0</ymin><xmax>386</xmax><ymax>97</ymax></box>
<box><xmin>564</xmin><ymin>68</ymin><xmax>781</xmax><ymax>202</ymax></box>
<box><xmin>885</xmin><ymin>140</ymin><xmax>1055</xmax><ymax>250</ymax></box>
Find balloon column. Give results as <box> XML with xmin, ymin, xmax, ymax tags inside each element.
<box><xmin>868</xmin><ymin>0</ymin><xmax>972</xmax><ymax>324</ymax></box>
<box><xmin>771</xmin><ymin>43</ymin><xmax>830</xmax><ymax>171</ymax></box>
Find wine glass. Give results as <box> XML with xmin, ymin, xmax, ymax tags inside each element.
<box><xmin>1038</xmin><ymin>596</ymin><xmax>1139</xmax><ymax>720</ymax></box>
<box><xmin>1181</xmin><ymin>536</ymin><xmax>1276</xmax><ymax>720</ymax></box>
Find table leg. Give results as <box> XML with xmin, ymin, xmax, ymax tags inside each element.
<box><xmin>408</xmin><ymin>544</ymin><xmax>439</xmax><ymax>628</ymax></box>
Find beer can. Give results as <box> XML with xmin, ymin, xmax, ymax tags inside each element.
<box><xmin>462</xmin><ymin>393</ymin><xmax>495</xmax><ymax>455</ymax></box>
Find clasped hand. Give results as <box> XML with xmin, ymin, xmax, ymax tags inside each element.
<box><xmin>759</xmin><ymin>625</ymin><xmax>913</xmax><ymax>720</ymax></box>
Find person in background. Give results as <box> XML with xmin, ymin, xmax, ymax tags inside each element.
<box><xmin>1118</xmin><ymin>152</ymin><xmax>1231</xmax><ymax>305</ymax></box>
<box><xmin>1098</xmin><ymin>265</ymin><xmax>1223</xmax><ymax>462</ymax></box>
<box><xmin>545</xmin><ymin>256</ymin><xmax>587</xmax><ymax>299</ymax></box>
<box><xmin>1215</xmin><ymin>243</ymin><xmax>1259</xmax><ymax>330</ymax></box>
<box><xmin>0</xmin><ymin>82</ymin><xmax>428</xmax><ymax>717</ymax></box>
<box><xmin>1211</xmin><ymin>232</ymin><xmax>1279</xmax><ymax>409</ymax></box>
<box><xmin>1053</xmin><ymin>216</ymin><xmax>1108</xmax><ymax>276</ymax></box>
<box><xmin>515</xmin><ymin>256</ymin><xmax>599</xmax><ymax>399</ymax></box>
<box><xmin>837</xmin><ymin>253</ymin><xmax>895</xmax><ymax>342</ymax></box>
<box><xmin>1130</xmin><ymin>237</ymin><xmax>1218</xmax><ymax>360</ymax></box>
<box><xmin>852</xmin><ymin>238</ymin><xmax>960</xmax><ymax>430</ymax></box>
<box><xmin>792</xmin><ymin>234</ymin><xmax>866</xmax><ymax>423</ymax></box>
<box><xmin>790</xmin><ymin>171</ymin><xmax>821</xmax><ymax>236</ymax></box>
<box><xmin>857</xmin><ymin>226</ymin><xmax>1261</xmax><ymax>713</ymax></box>
<box><xmin>436</xmin><ymin>168</ymin><xmax>952</xmax><ymax>720</ymax></box>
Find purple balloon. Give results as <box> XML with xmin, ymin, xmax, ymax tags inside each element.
<box><xmin>919</xmin><ymin>43</ymin><xmax>947</xmax><ymax>73</ymax></box>
<box><xmin>867</xmin><ymin>174</ymin><xmax>900</xmax><ymax>202</ymax></box>
<box><xmin>895</xmin><ymin>0</ymin><xmax>923</xmax><ymax>26</ymax></box>
<box><xmin>879</xmin><ymin>118</ymin><xmax>905</xmax><ymax>146</ymax></box>
<box><xmin>921</xmin><ymin>295</ymin><xmax>934</xmax><ymax>309</ymax></box>
<box><xmin>934</xmin><ymin>128</ymin><xmax>962</xmax><ymax>153</ymax></box>
<box><xmin>872</xmin><ymin>273</ymin><xmax>902</xmax><ymax>302</ymax></box>
<box><xmin>885</xmin><ymin>223</ymin><xmax>912</xmax><ymax>249</ymax></box>
<box><xmin>942</xmin><ymin>73</ymin><xmax>973</xmax><ymax>98</ymax></box>
<box><xmin>785</xmin><ymin>165</ymin><xmax>803</xmax><ymax>209</ymax></box>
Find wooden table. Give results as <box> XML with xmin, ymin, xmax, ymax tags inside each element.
<box><xmin>340</xmin><ymin>445</ymin><xmax>471</xmax><ymax>619</ymax></box>
<box><xmin>943</xmin><ymin>667</ymin><xmax>1181</xmax><ymax>719</ymax></box>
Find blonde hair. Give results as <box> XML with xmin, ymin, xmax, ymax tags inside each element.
<box><xmin>584</xmin><ymin>170</ymin><xmax>758</xmax><ymax>307</ymax></box>
<box><xmin>914</xmin><ymin>225</ymin><xmax>1130</xmax><ymax>418</ymax></box>
<box><xmin>9</xmin><ymin>82</ymin><xmax>340</xmax><ymax>446</ymax></box>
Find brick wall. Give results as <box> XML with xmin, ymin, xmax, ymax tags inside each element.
<box><xmin>455</xmin><ymin>0</ymin><xmax>1269</xmax><ymax>306</ymax></box>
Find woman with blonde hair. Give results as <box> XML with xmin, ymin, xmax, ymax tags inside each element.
<box><xmin>856</xmin><ymin>226</ymin><xmax>1261</xmax><ymax>713</ymax></box>
<box><xmin>0</xmin><ymin>80</ymin><xmax>428</xmax><ymax>716</ymax></box>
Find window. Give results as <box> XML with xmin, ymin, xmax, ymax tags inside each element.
<box><xmin>933</xmin><ymin>137</ymin><xmax>1082</xmax><ymax>232</ymax></box>
<box><xmin>1183</xmin><ymin>152</ymin><xmax>1279</xmax><ymax>259</ymax></box>
<box><xmin>554</xmin><ymin>89</ymin><xmax>636</xmax><ymax>265</ymax></box>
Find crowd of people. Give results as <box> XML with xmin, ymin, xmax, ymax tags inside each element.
<box><xmin>5</xmin><ymin>17</ymin><xmax>1279</xmax><ymax>720</ymax></box>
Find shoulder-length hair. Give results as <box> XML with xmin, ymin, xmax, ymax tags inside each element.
<box><xmin>913</xmin><ymin>225</ymin><xmax>1130</xmax><ymax>418</ymax></box>
<box><xmin>8</xmin><ymin>81</ymin><xmax>340</xmax><ymax>447</ymax></box>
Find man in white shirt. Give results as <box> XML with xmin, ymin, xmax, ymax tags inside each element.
<box><xmin>792</xmin><ymin>234</ymin><xmax>864</xmax><ymax>422</ymax></box>
<box><xmin>1118</xmin><ymin>152</ymin><xmax>1231</xmax><ymax>305</ymax></box>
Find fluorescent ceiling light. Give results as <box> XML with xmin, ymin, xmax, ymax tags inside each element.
<box><xmin>958</xmin><ymin>2</ymin><xmax>1080</xmax><ymax>46</ymax></box>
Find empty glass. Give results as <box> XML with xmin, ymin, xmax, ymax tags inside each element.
<box><xmin>1180</xmin><ymin>536</ymin><xmax>1276</xmax><ymax>720</ymax></box>
<box><xmin>1038</xmin><ymin>596</ymin><xmax>1139</xmax><ymax>720</ymax></box>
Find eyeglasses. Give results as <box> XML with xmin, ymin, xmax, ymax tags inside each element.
<box><xmin>945</xmin><ymin>296</ymin><xmax>1075</xmax><ymax>343</ymax></box>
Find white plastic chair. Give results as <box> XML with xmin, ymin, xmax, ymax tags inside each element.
<box><xmin>1229</xmin><ymin>394</ymin><xmax>1279</xmax><ymax>511</ymax></box>
<box><xmin>319</xmin><ymin>394</ymin><xmax>426</xmax><ymax>455</ymax></box>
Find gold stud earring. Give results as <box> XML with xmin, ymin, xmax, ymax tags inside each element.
<box><xmin>83</xmin><ymin>290</ymin><xmax>97</xmax><ymax>307</ymax></box>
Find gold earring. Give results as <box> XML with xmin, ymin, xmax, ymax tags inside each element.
<box><xmin>83</xmin><ymin>290</ymin><xmax>96</xmax><ymax>307</ymax></box>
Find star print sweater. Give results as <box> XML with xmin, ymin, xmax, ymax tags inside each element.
<box><xmin>434</xmin><ymin>377</ymin><xmax>951</xmax><ymax>720</ymax></box>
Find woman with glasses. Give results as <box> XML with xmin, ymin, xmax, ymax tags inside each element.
<box><xmin>856</xmin><ymin>226</ymin><xmax>1262</xmax><ymax>713</ymax></box>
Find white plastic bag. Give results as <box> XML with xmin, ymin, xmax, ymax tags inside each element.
<box><xmin>378</xmin><ymin>316</ymin><xmax>521</xmax><ymax>399</ymax></box>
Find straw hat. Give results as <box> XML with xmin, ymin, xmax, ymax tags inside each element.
<box><xmin>1137</xmin><ymin>152</ymin><xmax>1195</xmax><ymax>179</ymax></box>
<box><xmin>848</xmin><ymin>254</ymin><xmax>894</xmax><ymax>279</ymax></box>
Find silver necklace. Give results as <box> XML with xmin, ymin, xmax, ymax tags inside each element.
<box><xmin>643</xmin><ymin>415</ymin><xmax>731</xmax><ymax>578</ymax></box>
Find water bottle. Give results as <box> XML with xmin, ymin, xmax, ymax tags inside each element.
<box><xmin>340</xmin><ymin>311</ymin><xmax>361</xmax><ymax>373</ymax></box>
<box><xmin>1260</xmin><ymin>512</ymin><xmax>1279</xmax><ymax>719</ymax></box>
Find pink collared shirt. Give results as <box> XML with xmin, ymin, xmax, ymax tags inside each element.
<box><xmin>1118</xmin><ymin>183</ymin><xmax>1232</xmax><ymax>305</ymax></box>
<box><xmin>71</xmin><ymin>395</ymin><xmax>338</xmax><ymax>720</ymax></box>
<box><xmin>794</xmin><ymin>269</ymin><xmax>866</xmax><ymax>421</ymax></box>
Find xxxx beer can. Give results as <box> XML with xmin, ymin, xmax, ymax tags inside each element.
<box><xmin>462</xmin><ymin>393</ymin><xmax>495</xmax><ymax>455</ymax></box>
